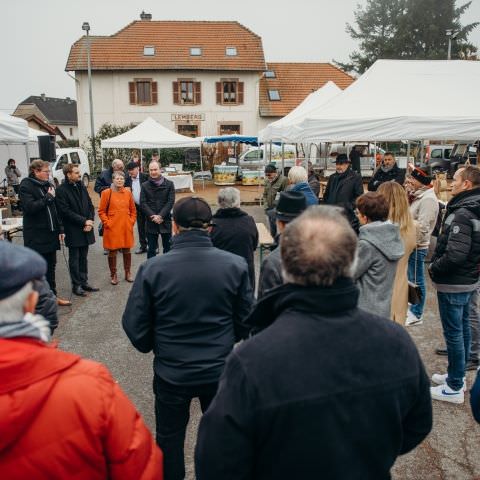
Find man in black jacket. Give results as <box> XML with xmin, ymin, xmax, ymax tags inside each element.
<box><xmin>56</xmin><ymin>164</ymin><xmax>98</xmax><ymax>297</ymax></box>
<box><xmin>127</xmin><ymin>162</ymin><xmax>148</xmax><ymax>254</ymax></box>
<box><xmin>323</xmin><ymin>153</ymin><xmax>364</xmax><ymax>232</ymax></box>
<box><xmin>18</xmin><ymin>160</ymin><xmax>71</xmax><ymax>306</ymax></box>
<box><xmin>211</xmin><ymin>187</ymin><xmax>258</xmax><ymax>289</ymax></box>
<box><xmin>368</xmin><ymin>152</ymin><xmax>406</xmax><ymax>191</ymax></box>
<box><xmin>140</xmin><ymin>161</ymin><xmax>175</xmax><ymax>258</ymax></box>
<box><xmin>94</xmin><ymin>159</ymin><xmax>132</xmax><ymax>196</ymax></box>
<box><xmin>195</xmin><ymin>206</ymin><xmax>432</xmax><ymax>480</ymax></box>
<box><xmin>122</xmin><ymin>196</ymin><xmax>253</xmax><ymax>480</ymax></box>
<box><xmin>429</xmin><ymin>165</ymin><xmax>480</xmax><ymax>404</ymax></box>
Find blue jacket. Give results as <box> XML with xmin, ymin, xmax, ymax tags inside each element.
<box><xmin>122</xmin><ymin>230</ymin><xmax>253</xmax><ymax>385</ymax></box>
<box><xmin>291</xmin><ymin>182</ymin><xmax>318</xmax><ymax>206</ymax></box>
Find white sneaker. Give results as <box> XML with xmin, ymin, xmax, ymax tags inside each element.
<box><xmin>405</xmin><ymin>310</ymin><xmax>423</xmax><ymax>326</ymax></box>
<box><xmin>430</xmin><ymin>383</ymin><xmax>464</xmax><ymax>404</ymax></box>
<box><xmin>431</xmin><ymin>373</ymin><xmax>467</xmax><ymax>391</ymax></box>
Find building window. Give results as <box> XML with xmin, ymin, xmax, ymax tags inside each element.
<box><xmin>268</xmin><ymin>89</ymin><xmax>281</xmax><ymax>101</ymax></box>
<box><xmin>264</xmin><ymin>70</ymin><xmax>276</xmax><ymax>78</ymax></box>
<box><xmin>216</xmin><ymin>80</ymin><xmax>244</xmax><ymax>105</ymax></box>
<box><xmin>226</xmin><ymin>47</ymin><xmax>237</xmax><ymax>56</ymax></box>
<box><xmin>190</xmin><ymin>47</ymin><xmax>202</xmax><ymax>56</ymax></box>
<box><xmin>143</xmin><ymin>46</ymin><xmax>155</xmax><ymax>56</ymax></box>
<box><xmin>172</xmin><ymin>81</ymin><xmax>201</xmax><ymax>105</ymax></box>
<box><xmin>129</xmin><ymin>79</ymin><xmax>158</xmax><ymax>105</ymax></box>
<box><xmin>177</xmin><ymin>124</ymin><xmax>199</xmax><ymax>138</ymax></box>
<box><xmin>69</xmin><ymin>127</ymin><xmax>73</xmax><ymax>137</ymax></box>
<box><xmin>219</xmin><ymin>123</ymin><xmax>241</xmax><ymax>135</ymax></box>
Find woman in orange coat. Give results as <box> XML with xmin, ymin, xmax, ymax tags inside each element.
<box><xmin>98</xmin><ymin>171</ymin><xmax>136</xmax><ymax>285</ymax></box>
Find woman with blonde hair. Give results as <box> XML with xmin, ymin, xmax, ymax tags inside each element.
<box><xmin>98</xmin><ymin>171</ymin><xmax>136</xmax><ymax>285</ymax></box>
<box><xmin>378</xmin><ymin>182</ymin><xmax>417</xmax><ymax>324</ymax></box>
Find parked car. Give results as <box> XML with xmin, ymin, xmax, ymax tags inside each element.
<box><xmin>50</xmin><ymin>148</ymin><xmax>90</xmax><ymax>187</ymax></box>
<box><xmin>238</xmin><ymin>145</ymin><xmax>297</xmax><ymax>176</ymax></box>
<box><xmin>419</xmin><ymin>144</ymin><xmax>455</xmax><ymax>176</ymax></box>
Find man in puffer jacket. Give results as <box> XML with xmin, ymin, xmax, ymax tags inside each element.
<box><xmin>0</xmin><ymin>241</ymin><xmax>163</xmax><ymax>479</ymax></box>
<box><xmin>429</xmin><ymin>166</ymin><xmax>480</xmax><ymax>405</ymax></box>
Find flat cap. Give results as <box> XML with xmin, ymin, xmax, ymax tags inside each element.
<box><xmin>0</xmin><ymin>241</ymin><xmax>47</xmax><ymax>300</ymax></box>
<box><xmin>173</xmin><ymin>196</ymin><xmax>212</xmax><ymax>229</ymax></box>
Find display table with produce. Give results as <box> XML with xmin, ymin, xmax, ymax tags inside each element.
<box><xmin>213</xmin><ymin>165</ymin><xmax>237</xmax><ymax>185</ymax></box>
<box><xmin>241</xmin><ymin>170</ymin><xmax>265</xmax><ymax>186</ymax></box>
<box><xmin>163</xmin><ymin>174</ymin><xmax>194</xmax><ymax>192</ymax></box>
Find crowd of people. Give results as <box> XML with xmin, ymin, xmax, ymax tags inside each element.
<box><xmin>2</xmin><ymin>152</ymin><xmax>480</xmax><ymax>479</ymax></box>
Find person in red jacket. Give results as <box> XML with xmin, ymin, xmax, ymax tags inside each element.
<box><xmin>0</xmin><ymin>240</ymin><xmax>163</xmax><ymax>480</ymax></box>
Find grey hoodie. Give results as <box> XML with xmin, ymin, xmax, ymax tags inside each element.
<box><xmin>354</xmin><ymin>221</ymin><xmax>404</xmax><ymax>318</ymax></box>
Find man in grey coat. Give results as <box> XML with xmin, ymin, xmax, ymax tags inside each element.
<box><xmin>354</xmin><ymin>192</ymin><xmax>404</xmax><ymax>318</ymax></box>
<box><xmin>257</xmin><ymin>191</ymin><xmax>307</xmax><ymax>299</ymax></box>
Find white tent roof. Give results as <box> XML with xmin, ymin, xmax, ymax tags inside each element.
<box><xmin>0</xmin><ymin>112</ymin><xmax>29</xmax><ymax>144</ymax></box>
<box><xmin>101</xmin><ymin>117</ymin><xmax>201</xmax><ymax>149</ymax></box>
<box><xmin>258</xmin><ymin>81</ymin><xmax>341</xmax><ymax>142</ymax></box>
<box><xmin>291</xmin><ymin>60</ymin><xmax>480</xmax><ymax>142</ymax></box>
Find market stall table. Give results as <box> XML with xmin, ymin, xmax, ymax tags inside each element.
<box><xmin>1</xmin><ymin>217</ymin><xmax>23</xmax><ymax>242</ymax></box>
<box><xmin>163</xmin><ymin>174</ymin><xmax>194</xmax><ymax>192</ymax></box>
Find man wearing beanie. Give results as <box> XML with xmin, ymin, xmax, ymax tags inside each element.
<box><xmin>263</xmin><ymin>163</ymin><xmax>288</xmax><ymax>237</ymax></box>
<box><xmin>258</xmin><ymin>191</ymin><xmax>307</xmax><ymax>298</ymax></box>
<box><xmin>0</xmin><ymin>241</ymin><xmax>163</xmax><ymax>479</ymax></box>
<box><xmin>405</xmin><ymin>166</ymin><xmax>439</xmax><ymax>326</ymax></box>
<box><xmin>123</xmin><ymin>196</ymin><xmax>253</xmax><ymax>480</ymax></box>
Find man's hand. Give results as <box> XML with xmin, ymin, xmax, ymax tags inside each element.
<box><xmin>85</xmin><ymin>219</ymin><xmax>94</xmax><ymax>227</ymax></box>
<box><xmin>59</xmin><ymin>233</ymin><xmax>65</xmax><ymax>242</ymax></box>
<box><xmin>47</xmin><ymin>186</ymin><xmax>55</xmax><ymax>197</ymax></box>
<box><xmin>151</xmin><ymin>215</ymin><xmax>162</xmax><ymax>224</ymax></box>
<box><xmin>83</xmin><ymin>225</ymin><xmax>93</xmax><ymax>232</ymax></box>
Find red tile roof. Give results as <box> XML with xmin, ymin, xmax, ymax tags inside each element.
<box><xmin>66</xmin><ymin>20</ymin><xmax>266</xmax><ymax>72</ymax></box>
<box><xmin>259</xmin><ymin>63</ymin><xmax>355</xmax><ymax>117</ymax></box>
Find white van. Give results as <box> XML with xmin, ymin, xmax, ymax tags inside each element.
<box><xmin>51</xmin><ymin>148</ymin><xmax>90</xmax><ymax>187</ymax></box>
<box><xmin>238</xmin><ymin>144</ymin><xmax>297</xmax><ymax>174</ymax></box>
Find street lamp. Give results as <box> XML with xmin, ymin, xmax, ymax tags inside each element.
<box><xmin>82</xmin><ymin>22</ymin><xmax>97</xmax><ymax>167</ymax></box>
<box><xmin>446</xmin><ymin>29</ymin><xmax>459</xmax><ymax>60</ymax></box>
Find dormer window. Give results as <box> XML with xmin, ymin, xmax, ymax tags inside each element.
<box><xmin>268</xmin><ymin>89</ymin><xmax>281</xmax><ymax>101</ymax></box>
<box><xmin>190</xmin><ymin>47</ymin><xmax>202</xmax><ymax>56</ymax></box>
<box><xmin>226</xmin><ymin>47</ymin><xmax>237</xmax><ymax>56</ymax></box>
<box><xmin>143</xmin><ymin>46</ymin><xmax>155</xmax><ymax>56</ymax></box>
<box><xmin>265</xmin><ymin>70</ymin><xmax>276</xmax><ymax>78</ymax></box>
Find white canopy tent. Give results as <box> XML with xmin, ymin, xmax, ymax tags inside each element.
<box><xmin>290</xmin><ymin>60</ymin><xmax>480</xmax><ymax>143</ymax></box>
<box><xmin>258</xmin><ymin>81</ymin><xmax>341</xmax><ymax>143</ymax></box>
<box><xmin>101</xmin><ymin>117</ymin><xmax>201</xmax><ymax>149</ymax></box>
<box><xmin>0</xmin><ymin>112</ymin><xmax>29</xmax><ymax>144</ymax></box>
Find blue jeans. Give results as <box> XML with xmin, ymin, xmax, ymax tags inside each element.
<box><xmin>407</xmin><ymin>248</ymin><xmax>428</xmax><ymax>318</ymax></box>
<box><xmin>437</xmin><ymin>291</ymin><xmax>473</xmax><ymax>390</ymax></box>
<box><xmin>469</xmin><ymin>286</ymin><xmax>480</xmax><ymax>361</ymax></box>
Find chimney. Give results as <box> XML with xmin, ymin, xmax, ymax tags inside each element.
<box><xmin>40</xmin><ymin>93</ymin><xmax>46</xmax><ymax>101</ymax></box>
<box><xmin>140</xmin><ymin>11</ymin><xmax>152</xmax><ymax>21</ymax></box>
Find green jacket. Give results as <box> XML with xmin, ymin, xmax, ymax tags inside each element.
<box><xmin>263</xmin><ymin>175</ymin><xmax>288</xmax><ymax>209</ymax></box>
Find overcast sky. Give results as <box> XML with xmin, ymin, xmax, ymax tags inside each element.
<box><xmin>1</xmin><ymin>0</ymin><xmax>479</xmax><ymax>113</ymax></box>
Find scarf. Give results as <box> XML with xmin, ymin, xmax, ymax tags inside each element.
<box><xmin>380</xmin><ymin>164</ymin><xmax>394</xmax><ymax>173</ymax></box>
<box><xmin>150</xmin><ymin>176</ymin><xmax>165</xmax><ymax>187</ymax></box>
<box><xmin>0</xmin><ymin>312</ymin><xmax>51</xmax><ymax>342</ymax></box>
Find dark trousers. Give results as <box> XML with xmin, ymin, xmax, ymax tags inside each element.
<box><xmin>266</xmin><ymin>208</ymin><xmax>277</xmax><ymax>238</ymax></box>
<box><xmin>147</xmin><ymin>232</ymin><xmax>172</xmax><ymax>259</ymax></box>
<box><xmin>68</xmin><ymin>246</ymin><xmax>89</xmax><ymax>288</ymax></box>
<box><xmin>40</xmin><ymin>251</ymin><xmax>57</xmax><ymax>295</ymax></box>
<box><xmin>135</xmin><ymin>203</ymin><xmax>147</xmax><ymax>250</ymax></box>
<box><xmin>153</xmin><ymin>375</ymin><xmax>218</xmax><ymax>480</ymax></box>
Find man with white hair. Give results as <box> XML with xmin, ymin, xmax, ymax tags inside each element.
<box><xmin>94</xmin><ymin>158</ymin><xmax>132</xmax><ymax>196</ymax></box>
<box><xmin>287</xmin><ymin>166</ymin><xmax>318</xmax><ymax>206</ymax></box>
<box><xmin>0</xmin><ymin>240</ymin><xmax>163</xmax><ymax>478</ymax></box>
<box><xmin>196</xmin><ymin>206</ymin><xmax>432</xmax><ymax>479</ymax></box>
<box><xmin>211</xmin><ymin>187</ymin><xmax>258</xmax><ymax>288</ymax></box>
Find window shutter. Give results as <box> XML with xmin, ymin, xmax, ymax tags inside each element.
<box><xmin>173</xmin><ymin>81</ymin><xmax>179</xmax><ymax>104</ymax></box>
<box><xmin>216</xmin><ymin>82</ymin><xmax>222</xmax><ymax>104</ymax></box>
<box><xmin>194</xmin><ymin>82</ymin><xmax>201</xmax><ymax>104</ymax></box>
<box><xmin>152</xmin><ymin>81</ymin><xmax>158</xmax><ymax>104</ymax></box>
<box><xmin>237</xmin><ymin>82</ymin><xmax>244</xmax><ymax>104</ymax></box>
<box><xmin>129</xmin><ymin>82</ymin><xmax>136</xmax><ymax>104</ymax></box>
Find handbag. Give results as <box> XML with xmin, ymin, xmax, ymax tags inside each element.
<box><xmin>98</xmin><ymin>190</ymin><xmax>112</xmax><ymax>237</ymax></box>
<box><xmin>408</xmin><ymin>248</ymin><xmax>424</xmax><ymax>305</ymax></box>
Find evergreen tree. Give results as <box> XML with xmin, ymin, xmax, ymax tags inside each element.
<box><xmin>337</xmin><ymin>0</ymin><xmax>478</xmax><ymax>73</ymax></box>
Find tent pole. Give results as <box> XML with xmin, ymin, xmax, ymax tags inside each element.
<box><xmin>101</xmin><ymin>148</ymin><xmax>104</xmax><ymax>171</ymax></box>
<box><xmin>281</xmin><ymin>142</ymin><xmax>285</xmax><ymax>176</ymax></box>
<box><xmin>407</xmin><ymin>142</ymin><xmax>411</xmax><ymax>168</ymax></box>
<box><xmin>199</xmin><ymin>144</ymin><xmax>205</xmax><ymax>190</ymax></box>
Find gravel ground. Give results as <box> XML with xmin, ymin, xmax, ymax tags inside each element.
<box><xmin>14</xmin><ymin>202</ymin><xmax>480</xmax><ymax>480</ymax></box>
